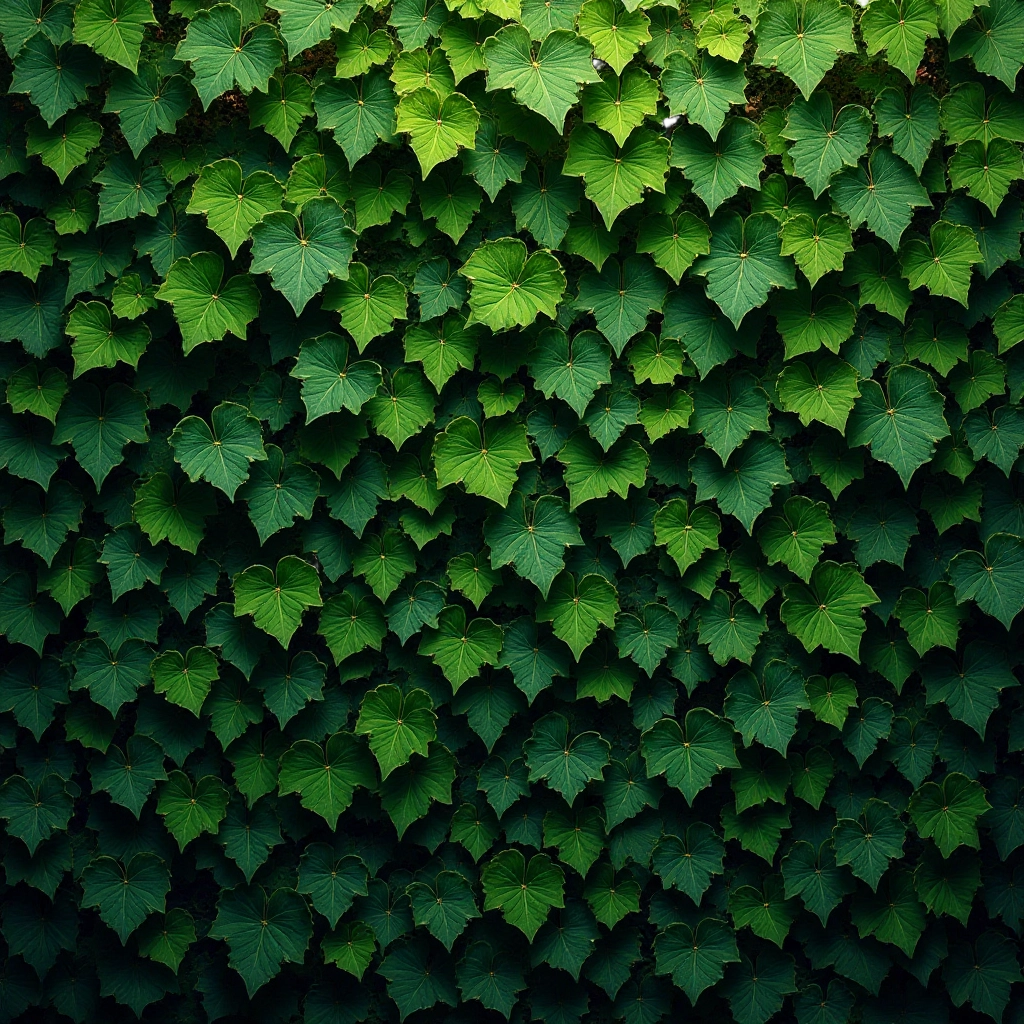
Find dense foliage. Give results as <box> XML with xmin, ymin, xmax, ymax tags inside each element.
<box><xmin>1</xmin><ymin>0</ymin><xmax>1024</xmax><ymax>1021</ymax></box>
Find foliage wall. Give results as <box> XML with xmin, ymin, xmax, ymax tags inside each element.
<box><xmin>1</xmin><ymin>0</ymin><xmax>1024</xmax><ymax>1021</ymax></box>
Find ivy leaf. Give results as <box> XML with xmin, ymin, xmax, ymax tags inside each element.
<box><xmin>899</xmin><ymin>220</ymin><xmax>983</xmax><ymax>306</ymax></box>
<box><xmin>524</xmin><ymin>711</ymin><xmax>610</xmax><ymax>803</ymax></box>
<box><xmin>396</xmin><ymin>88</ymin><xmax>479</xmax><ymax>177</ymax></box>
<box><xmin>157</xmin><ymin>252</ymin><xmax>260</xmax><ymax>353</ymax></box>
<box><xmin>661</xmin><ymin>50</ymin><xmax>747</xmax><ymax>140</ymax></box>
<box><xmin>780</xmin><ymin>561</ymin><xmax>879</xmax><ymax>661</ymax></box>
<box><xmin>847</xmin><ymin>363</ymin><xmax>948</xmax><ymax>487</ymax></box>
<box><xmin>944</xmin><ymin>931</ymin><xmax>1024</xmax><ymax>1022</ymax></box>
<box><xmin>894</xmin><ymin>582</ymin><xmax>963</xmax><ymax>655</ymax></box>
<box><xmin>485</xmin><ymin>493</ymin><xmax>582</xmax><ymax>597</ymax></box>
<box><xmin>0</xmin><ymin>214</ymin><xmax>56</xmax><ymax>283</ymax></box>
<box><xmin>418</xmin><ymin>605</ymin><xmax>502</xmax><ymax>690</ymax></box>
<box><xmin>641</xmin><ymin>710</ymin><xmax>740</xmax><ymax>803</ymax></box>
<box><xmin>782</xmin><ymin>93</ymin><xmax>871</xmax><ymax>198</ymax></box>
<box><xmin>693</xmin><ymin>212</ymin><xmax>796</xmax><ymax>328</ymax></box>
<box><xmin>433</xmin><ymin>414</ymin><xmax>533</xmax><ymax>505</ymax></box>
<box><xmin>636</xmin><ymin>211</ymin><xmax>711</xmax><ymax>283</ymax></box>
<box><xmin>909</xmin><ymin>773</ymin><xmax>991</xmax><ymax>857</ymax></box>
<box><xmin>233</xmin><ymin>556</ymin><xmax>322</xmax><ymax>647</ymax></box>
<box><xmin>169</xmin><ymin>401</ymin><xmax>266</xmax><ymax>500</ymax></box>
<box><xmin>277</xmin><ymin>732</ymin><xmax>377</xmax><ymax>827</ymax></box>
<box><xmin>174</xmin><ymin>4</ymin><xmax>284</xmax><ymax>110</ymax></box>
<box><xmin>833</xmin><ymin>798</ymin><xmax>906</xmax><ymax>889</ymax></box>
<box><xmin>481</xmin><ymin>849</ymin><xmax>565</xmax><ymax>941</ymax></box>
<box><xmin>671</xmin><ymin>118</ymin><xmax>764</xmax><ymax>214</ymax></box>
<box><xmin>724</xmin><ymin>660</ymin><xmax>807</xmax><ymax>754</ymax></box>
<box><xmin>356</xmin><ymin>684</ymin><xmax>436</xmax><ymax>779</ymax></box>
<box><xmin>210</xmin><ymin>886</ymin><xmax>311</xmax><ymax>998</ymax></box>
<box><xmin>563</xmin><ymin>125</ymin><xmax>668</xmax><ymax>230</ymax></box>
<box><xmin>250</xmin><ymin>198</ymin><xmax>356</xmax><ymax>315</ymax></box>
<box><xmin>52</xmin><ymin>381</ymin><xmax>149</xmax><ymax>489</ymax></box>
<box><xmin>150</xmin><ymin>646</ymin><xmax>219</xmax><ymax>716</ymax></box>
<box><xmin>829</xmin><ymin>146</ymin><xmax>930</xmax><ymax>250</ymax></box>
<box><xmin>948</xmin><ymin>533</ymin><xmax>1024</xmax><ymax>629</ymax></box>
<box><xmin>482</xmin><ymin>26</ymin><xmax>601</xmax><ymax>131</ymax></box>
<box><xmin>81</xmin><ymin>853</ymin><xmax>168</xmax><ymax>943</ymax></box>
<box><xmin>654</xmin><ymin>498</ymin><xmax>722</xmax><ymax>575</ymax></box>
<box><xmin>10</xmin><ymin>38</ymin><xmax>101</xmax><ymax>127</ymax></box>
<box><xmin>156</xmin><ymin>771</ymin><xmax>229</xmax><ymax>851</ymax></box>
<box><xmin>313</xmin><ymin>70</ymin><xmax>397</xmax><ymax>167</ymax></box>
<box><xmin>0</xmin><ymin>774</ymin><xmax>72</xmax><ymax>854</ymax></box>
<box><xmin>530</xmin><ymin>327</ymin><xmax>611</xmax><ymax>415</ymax></box>
<box><xmin>25</xmin><ymin>113</ymin><xmax>101</xmax><ymax>184</ymax></box>
<box><xmin>577</xmin><ymin>0</ymin><xmax>650</xmax><ymax>74</ymax></box>
<box><xmin>753</xmin><ymin>0</ymin><xmax>853</xmax><ymax>98</ymax></box>
<box><xmin>379</xmin><ymin>742</ymin><xmax>454</xmax><ymax>837</ymax></box>
<box><xmin>873</xmin><ymin>85</ymin><xmax>941</xmax><ymax>174</ymax></box>
<box><xmin>407</xmin><ymin>871</ymin><xmax>480</xmax><ymax>950</ymax></box>
<box><xmin>948</xmin><ymin>0</ymin><xmax>1024</xmax><ymax>90</ymax></box>
<box><xmin>537</xmin><ymin>571</ymin><xmax>619</xmax><ymax>660</ymax></box>
<box><xmin>691</xmin><ymin>437</ymin><xmax>794</xmax><ymax>533</ymax></box>
<box><xmin>322</xmin><ymin>263</ymin><xmax>408</xmax><ymax>351</ymax></box>
<box><xmin>861</xmin><ymin>0</ymin><xmax>937</xmax><ymax>80</ymax></box>
<box><xmin>267</xmin><ymin>0</ymin><xmax>361</xmax><ymax>54</ymax></box>
<box><xmin>582</xmin><ymin>67</ymin><xmax>660</xmax><ymax>147</ymax></box>
<box><xmin>73</xmin><ymin>0</ymin><xmax>155</xmax><ymax>72</ymax></box>
<box><xmin>758</xmin><ymin>495</ymin><xmax>836</xmax><ymax>581</ymax></box>
<box><xmin>653</xmin><ymin>919</ymin><xmax>741</xmax><ymax>1002</ymax></box>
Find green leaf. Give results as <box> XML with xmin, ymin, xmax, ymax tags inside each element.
<box><xmin>482</xmin><ymin>849</ymin><xmax>564</xmax><ymax>940</ymax></box>
<box><xmin>671</xmin><ymin>117</ymin><xmax>764</xmax><ymax>214</ymax></box>
<box><xmin>356</xmin><ymin>684</ymin><xmax>436</xmax><ymax>779</ymax></box>
<box><xmin>237</xmin><ymin>445</ymin><xmax>319</xmax><ymax>544</ymax></box>
<box><xmin>653</xmin><ymin>918</ymin><xmax>740</xmax><ymax>1002</ymax></box>
<box><xmin>81</xmin><ymin>853</ymin><xmax>168</xmax><ymax>943</ymax></box>
<box><xmin>156</xmin><ymin>771</ymin><xmax>229</xmax><ymax>850</ymax></box>
<box><xmin>654</xmin><ymin>498</ymin><xmax>721</xmax><ymax>574</ymax></box>
<box><xmin>157</xmin><ymin>252</ymin><xmax>260</xmax><ymax>353</ymax></box>
<box><xmin>150</xmin><ymin>646</ymin><xmax>219</xmax><ymax>716</ymax></box>
<box><xmin>780</xmin><ymin>561</ymin><xmax>879</xmax><ymax>661</ymax></box>
<box><xmin>233</xmin><ymin>555</ymin><xmax>322</xmax><ymax>647</ymax></box>
<box><xmin>250</xmin><ymin>198</ymin><xmax>356</xmax><ymax>315</ymax></box>
<box><xmin>322</xmin><ymin>262</ymin><xmax>408</xmax><ymax>351</ymax></box>
<box><xmin>419</xmin><ymin>604</ymin><xmax>502</xmax><ymax>690</ymax></box>
<box><xmin>894</xmin><ymin>581</ymin><xmax>962</xmax><ymax>655</ymax></box>
<box><xmin>829</xmin><ymin>146</ymin><xmax>930</xmax><ymax>250</ymax></box>
<box><xmin>641</xmin><ymin>709</ymin><xmax>740</xmax><ymax>803</ymax></box>
<box><xmin>530</xmin><ymin>327</ymin><xmax>611</xmax><ymax>415</ymax></box>
<box><xmin>691</xmin><ymin>437</ymin><xmax>794</xmax><ymax>533</ymax></box>
<box><xmin>944</xmin><ymin>930</ymin><xmax>1023</xmax><ymax>1022</ymax></box>
<box><xmin>52</xmin><ymin>381</ymin><xmax>148</xmax><ymax>488</ymax></box>
<box><xmin>948</xmin><ymin>533</ymin><xmax>1024</xmax><ymax>629</ymax></box>
<box><xmin>174</xmin><ymin>3</ymin><xmax>284</xmax><ymax>110</ymax></box>
<box><xmin>833</xmin><ymin>797</ymin><xmax>905</xmax><ymax>889</ymax></box>
<box><xmin>636</xmin><ymin>211</ymin><xmax>711</xmax><ymax>283</ymax></box>
<box><xmin>725</xmin><ymin>659</ymin><xmax>807</xmax><ymax>754</ymax></box>
<box><xmin>313</xmin><ymin>70</ymin><xmax>397</xmax><ymax>167</ymax></box>
<box><xmin>582</xmin><ymin>66</ymin><xmax>659</xmax><ymax>147</ymax></box>
<box><xmin>661</xmin><ymin>50</ymin><xmax>747</xmax><ymax>139</ymax></box>
<box><xmin>780</xmin><ymin>212</ymin><xmax>854</xmax><ymax>286</ymax></box>
<box><xmin>537</xmin><ymin>571</ymin><xmax>618</xmax><ymax>660</ymax></box>
<box><xmin>432</xmin><ymin>414</ymin><xmax>532</xmax><ymax>505</ymax></box>
<box><xmin>782</xmin><ymin>93</ymin><xmax>871</xmax><ymax>198</ymax></box>
<box><xmin>378</xmin><ymin>742</ymin><xmax>454</xmax><ymax>836</ymax></box>
<box><xmin>781</xmin><ymin>840</ymin><xmax>852</xmax><ymax>924</ymax></box>
<box><xmin>249</xmin><ymin>72</ymin><xmax>313</xmax><ymax>148</ymax></box>
<box><xmin>909</xmin><ymin>773</ymin><xmax>991</xmax><ymax>857</ymax></box>
<box><xmin>900</xmin><ymin>220</ymin><xmax>983</xmax><ymax>305</ymax></box>
<box><xmin>66</xmin><ymin>299</ymin><xmax>150</xmax><ymax>377</ymax></box>
<box><xmin>73</xmin><ymin>0</ymin><xmax>155</xmax><ymax>71</ymax></box>
<box><xmin>861</xmin><ymin>0</ymin><xmax>937</xmax><ymax>80</ymax></box>
<box><xmin>563</xmin><ymin>125</ymin><xmax>668</xmax><ymax>230</ymax></box>
<box><xmin>0</xmin><ymin>213</ymin><xmax>56</xmax><ymax>283</ymax></box>
<box><xmin>10</xmin><ymin>38</ymin><xmax>101</xmax><ymax>127</ymax></box>
<box><xmin>578</xmin><ymin>0</ymin><xmax>650</xmax><ymax>73</ymax></box>
<box><xmin>3</xmin><ymin>480</ymin><xmax>82</xmax><ymax>568</ymax></box>
<box><xmin>210</xmin><ymin>885</ymin><xmax>311</xmax><ymax>998</ymax></box>
<box><xmin>948</xmin><ymin>0</ymin><xmax>1024</xmax><ymax>90</ymax></box>
<box><xmin>0</xmin><ymin>774</ymin><xmax>72</xmax><ymax>854</ymax></box>
<box><xmin>170</xmin><ymin>401</ymin><xmax>266</xmax><ymax>500</ymax></box>
<box><xmin>396</xmin><ymin>88</ymin><xmax>478</xmax><ymax>177</ymax></box>
<box><xmin>277</xmin><ymin>732</ymin><xmax>376</xmax><ymax>826</ymax></box>
<box><xmin>846</xmin><ymin>363</ymin><xmax>949</xmax><ymax>487</ymax></box>
<box><xmin>297</xmin><ymin>844</ymin><xmax>368</xmax><ymax>927</ymax></box>
<box><xmin>103</xmin><ymin>67</ymin><xmax>192</xmax><ymax>158</ymax></box>
<box><xmin>482</xmin><ymin>26</ymin><xmax>600</xmax><ymax>131</ymax></box>
<box><xmin>557</xmin><ymin>431</ymin><xmax>649</xmax><ymax>508</ymax></box>
<box><xmin>873</xmin><ymin>85</ymin><xmax>941</xmax><ymax>174</ymax></box>
<box><xmin>407</xmin><ymin>871</ymin><xmax>480</xmax><ymax>949</ymax></box>
<box><xmin>693</xmin><ymin>212</ymin><xmax>796</xmax><ymax>328</ymax></box>
<box><xmin>25</xmin><ymin>112</ymin><xmax>101</xmax><ymax>184</ymax></box>
<box><xmin>757</xmin><ymin>495</ymin><xmax>836</xmax><ymax>581</ymax></box>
